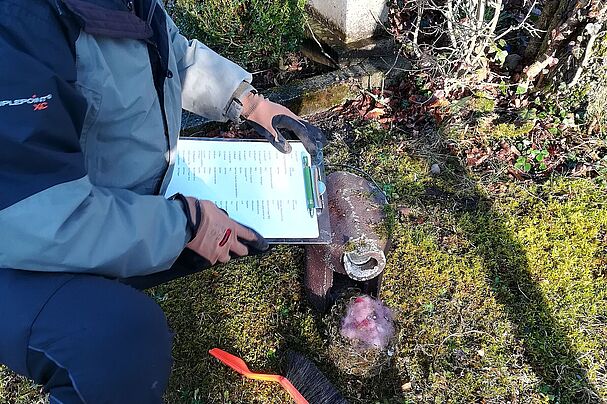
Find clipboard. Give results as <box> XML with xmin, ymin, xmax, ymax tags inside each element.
<box><xmin>165</xmin><ymin>137</ymin><xmax>331</xmax><ymax>245</ymax></box>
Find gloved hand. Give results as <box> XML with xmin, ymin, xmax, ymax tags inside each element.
<box><xmin>183</xmin><ymin>197</ymin><xmax>269</xmax><ymax>265</ymax></box>
<box><xmin>240</xmin><ymin>91</ymin><xmax>326</xmax><ymax>156</ymax></box>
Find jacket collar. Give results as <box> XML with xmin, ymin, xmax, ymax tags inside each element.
<box><xmin>60</xmin><ymin>0</ymin><xmax>153</xmax><ymax>39</ymax></box>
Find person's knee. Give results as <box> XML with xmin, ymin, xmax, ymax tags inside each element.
<box><xmin>99</xmin><ymin>290</ymin><xmax>174</xmax><ymax>393</ymax></box>
<box><xmin>28</xmin><ymin>277</ymin><xmax>173</xmax><ymax>403</ymax></box>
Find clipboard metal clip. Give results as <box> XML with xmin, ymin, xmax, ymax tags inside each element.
<box><xmin>311</xmin><ymin>163</ymin><xmax>326</xmax><ymax>213</ymax></box>
<box><xmin>311</xmin><ymin>145</ymin><xmax>327</xmax><ymax>214</ymax></box>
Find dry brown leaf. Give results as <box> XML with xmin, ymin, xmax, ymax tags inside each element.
<box><xmin>364</xmin><ymin>107</ymin><xmax>387</xmax><ymax>119</ymax></box>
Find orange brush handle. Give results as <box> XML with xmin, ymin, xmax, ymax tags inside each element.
<box><xmin>278</xmin><ymin>377</ymin><xmax>309</xmax><ymax>404</ymax></box>
<box><xmin>209</xmin><ymin>348</ymin><xmax>309</xmax><ymax>404</ymax></box>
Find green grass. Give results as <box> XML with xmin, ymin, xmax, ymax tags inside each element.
<box><xmin>2</xmin><ymin>120</ymin><xmax>607</xmax><ymax>403</ymax></box>
<box><xmin>166</xmin><ymin>0</ymin><xmax>306</xmax><ymax>71</ymax></box>
<box><xmin>157</xmin><ymin>246</ymin><xmax>325</xmax><ymax>403</ymax></box>
<box><xmin>0</xmin><ymin>369</ymin><xmax>44</xmax><ymax>404</ymax></box>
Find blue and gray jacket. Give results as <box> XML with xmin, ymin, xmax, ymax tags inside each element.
<box><xmin>0</xmin><ymin>0</ymin><xmax>252</xmax><ymax>278</ymax></box>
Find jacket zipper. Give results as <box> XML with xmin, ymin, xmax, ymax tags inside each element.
<box><xmin>147</xmin><ymin>40</ymin><xmax>172</xmax><ymax>195</ymax></box>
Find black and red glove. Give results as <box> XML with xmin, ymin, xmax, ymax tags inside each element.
<box><xmin>241</xmin><ymin>92</ymin><xmax>326</xmax><ymax>156</ymax></box>
<box><xmin>183</xmin><ymin>197</ymin><xmax>268</xmax><ymax>265</ymax></box>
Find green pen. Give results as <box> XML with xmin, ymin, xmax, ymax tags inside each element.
<box><xmin>302</xmin><ymin>154</ymin><xmax>315</xmax><ymax>217</ymax></box>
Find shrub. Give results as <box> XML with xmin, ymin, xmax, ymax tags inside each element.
<box><xmin>166</xmin><ymin>0</ymin><xmax>306</xmax><ymax>71</ymax></box>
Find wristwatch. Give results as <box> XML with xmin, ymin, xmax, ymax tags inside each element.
<box><xmin>225</xmin><ymin>81</ymin><xmax>257</xmax><ymax>124</ymax></box>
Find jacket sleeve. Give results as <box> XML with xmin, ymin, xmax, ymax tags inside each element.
<box><xmin>165</xmin><ymin>12</ymin><xmax>253</xmax><ymax>122</ymax></box>
<box><xmin>0</xmin><ymin>1</ymin><xmax>189</xmax><ymax>278</ymax></box>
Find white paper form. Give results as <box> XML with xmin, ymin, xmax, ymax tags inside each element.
<box><xmin>165</xmin><ymin>139</ymin><xmax>319</xmax><ymax>239</ymax></box>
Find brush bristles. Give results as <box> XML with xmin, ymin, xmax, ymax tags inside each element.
<box><xmin>284</xmin><ymin>351</ymin><xmax>349</xmax><ymax>404</ymax></box>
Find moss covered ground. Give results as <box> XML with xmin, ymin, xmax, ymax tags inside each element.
<box><xmin>317</xmin><ymin>116</ymin><xmax>607</xmax><ymax>402</ymax></box>
<box><xmin>2</xmin><ymin>110</ymin><xmax>607</xmax><ymax>403</ymax></box>
<box><xmin>4</xmin><ymin>0</ymin><xmax>607</xmax><ymax>401</ymax></box>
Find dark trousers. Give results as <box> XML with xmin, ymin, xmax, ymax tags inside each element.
<box><xmin>0</xmin><ymin>250</ymin><xmax>217</xmax><ymax>404</ymax></box>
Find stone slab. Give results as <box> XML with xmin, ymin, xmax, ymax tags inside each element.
<box><xmin>259</xmin><ymin>56</ymin><xmax>408</xmax><ymax>116</ymax></box>
<box><xmin>181</xmin><ymin>55</ymin><xmax>409</xmax><ymax>133</ymax></box>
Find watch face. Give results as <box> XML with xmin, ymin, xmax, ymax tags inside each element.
<box><xmin>226</xmin><ymin>98</ymin><xmax>245</xmax><ymax>123</ymax></box>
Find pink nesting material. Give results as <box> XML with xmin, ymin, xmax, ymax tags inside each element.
<box><xmin>340</xmin><ymin>295</ymin><xmax>394</xmax><ymax>349</ymax></box>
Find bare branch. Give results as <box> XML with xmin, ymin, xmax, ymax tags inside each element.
<box><xmin>495</xmin><ymin>0</ymin><xmax>541</xmax><ymax>41</ymax></box>
<box><xmin>446</xmin><ymin>0</ymin><xmax>460</xmax><ymax>48</ymax></box>
<box><xmin>568</xmin><ymin>22</ymin><xmax>604</xmax><ymax>87</ymax></box>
